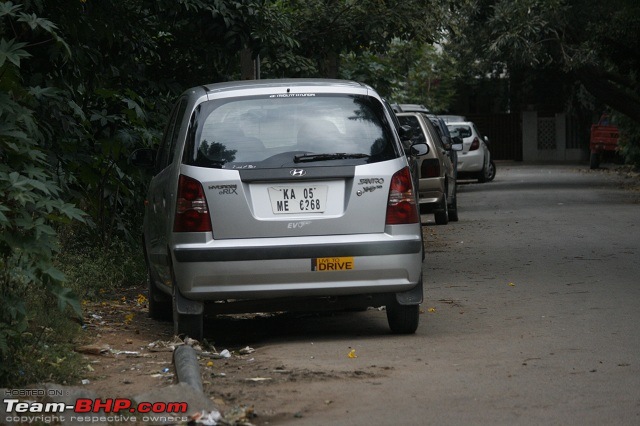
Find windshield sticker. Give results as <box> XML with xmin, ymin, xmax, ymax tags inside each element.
<box><xmin>269</xmin><ymin>93</ymin><xmax>316</xmax><ymax>98</ymax></box>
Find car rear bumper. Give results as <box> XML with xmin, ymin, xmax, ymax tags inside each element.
<box><xmin>418</xmin><ymin>177</ymin><xmax>445</xmax><ymax>205</ymax></box>
<box><xmin>457</xmin><ymin>151</ymin><xmax>484</xmax><ymax>172</ymax></box>
<box><xmin>418</xmin><ymin>189</ymin><xmax>444</xmax><ymax>205</ymax></box>
<box><xmin>171</xmin><ymin>231</ymin><xmax>423</xmax><ymax>300</ymax></box>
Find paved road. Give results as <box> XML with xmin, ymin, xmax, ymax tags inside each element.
<box><xmin>213</xmin><ymin>163</ymin><xmax>640</xmax><ymax>425</ymax></box>
<box><xmin>415</xmin><ymin>163</ymin><xmax>640</xmax><ymax>425</ymax></box>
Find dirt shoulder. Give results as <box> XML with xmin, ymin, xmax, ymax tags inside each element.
<box><xmin>79</xmin><ymin>288</ymin><xmax>337</xmax><ymax>425</ymax></box>
<box><xmin>78</xmin><ymin>288</ymin><xmax>176</xmax><ymax>399</ymax></box>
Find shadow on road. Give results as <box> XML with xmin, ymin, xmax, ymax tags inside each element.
<box><xmin>201</xmin><ymin>309</ymin><xmax>392</xmax><ymax>347</ymax></box>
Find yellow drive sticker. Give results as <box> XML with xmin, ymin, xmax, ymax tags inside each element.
<box><xmin>312</xmin><ymin>257</ymin><xmax>355</xmax><ymax>271</ymax></box>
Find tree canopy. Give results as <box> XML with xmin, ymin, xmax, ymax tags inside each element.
<box><xmin>443</xmin><ymin>0</ymin><xmax>640</xmax><ymax>122</ymax></box>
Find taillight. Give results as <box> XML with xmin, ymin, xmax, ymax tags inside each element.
<box><xmin>385</xmin><ymin>167</ymin><xmax>419</xmax><ymax>225</ymax></box>
<box><xmin>470</xmin><ymin>137</ymin><xmax>480</xmax><ymax>151</ymax></box>
<box><xmin>174</xmin><ymin>175</ymin><xmax>212</xmax><ymax>232</ymax></box>
<box><xmin>421</xmin><ymin>159</ymin><xmax>441</xmax><ymax>178</ymax></box>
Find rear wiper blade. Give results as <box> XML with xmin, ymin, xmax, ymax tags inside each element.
<box><xmin>294</xmin><ymin>153</ymin><xmax>370</xmax><ymax>163</ymax></box>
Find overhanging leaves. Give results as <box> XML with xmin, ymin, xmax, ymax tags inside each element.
<box><xmin>0</xmin><ymin>38</ymin><xmax>31</xmax><ymax>67</ymax></box>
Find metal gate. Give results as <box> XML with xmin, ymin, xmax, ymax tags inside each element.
<box><xmin>466</xmin><ymin>113</ymin><xmax>522</xmax><ymax>161</ymax></box>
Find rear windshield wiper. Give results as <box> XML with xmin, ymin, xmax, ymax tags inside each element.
<box><xmin>294</xmin><ymin>153</ymin><xmax>370</xmax><ymax>163</ymax></box>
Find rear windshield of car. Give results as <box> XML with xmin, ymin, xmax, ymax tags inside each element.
<box><xmin>396</xmin><ymin>115</ymin><xmax>426</xmax><ymax>145</ymax></box>
<box><xmin>183</xmin><ymin>94</ymin><xmax>398</xmax><ymax>168</ymax></box>
<box><xmin>447</xmin><ymin>124</ymin><xmax>472</xmax><ymax>139</ymax></box>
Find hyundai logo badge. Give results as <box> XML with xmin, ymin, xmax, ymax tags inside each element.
<box><xmin>290</xmin><ymin>169</ymin><xmax>306</xmax><ymax>177</ymax></box>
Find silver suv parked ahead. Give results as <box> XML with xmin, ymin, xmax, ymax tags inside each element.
<box><xmin>132</xmin><ymin>79</ymin><xmax>428</xmax><ymax>339</ymax></box>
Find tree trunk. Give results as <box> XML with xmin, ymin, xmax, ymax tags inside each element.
<box><xmin>240</xmin><ymin>47</ymin><xmax>255</xmax><ymax>80</ymax></box>
<box><xmin>321</xmin><ymin>51</ymin><xmax>339</xmax><ymax>79</ymax></box>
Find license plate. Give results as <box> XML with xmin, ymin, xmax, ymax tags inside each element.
<box><xmin>312</xmin><ymin>257</ymin><xmax>354</xmax><ymax>271</ymax></box>
<box><xmin>268</xmin><ymin>185</ymin><xmax>327</xmax><ymax>214</ymax></box>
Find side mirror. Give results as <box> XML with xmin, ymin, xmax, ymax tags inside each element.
<box><xmin>410</xmin><ymin>142</ymin><xmax>429</xmax><ymax>156</ymax></box>
<box><xmin>484</xmin><ymin>136</ymin><xmax>490</xmax><ymax>146</ymax></box>
<box><xmin>130</xmin><ymin>148</ymin><xmax>156</xmax><ymax>168</ymax></box>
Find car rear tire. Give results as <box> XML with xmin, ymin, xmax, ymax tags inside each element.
<box><xmin>434</xmin><ymin>193</ymin><xmax>449</xmax><ymax>225</ymax></box>
<box><xmin>419</xmin><ymin>203</ymin><xmax>429</xmax><ymax>225</ymax></box>
<box><xmin>478</xmin><ymin>160</ymin><xmax>496</xmax><ymax>182</ymax></box>
<box><xmin>386</xmin><ymin>300</ymin><xmax>420</xmax><ymax>334</ymax></box>
<box><xmin>148</xmin><ymin>272</ymin><xmax>172</xmax><ymax>321</ymax></box>
<box><xmin>448</xmin><ymin>186</ymin><xmax>459</xmax><ymax>222</ymax></box>
<box><xmin>590</xmin><ymin>152</ymin><xmax>600</xmax><ymax>169</ymax></box>
<box><xmin>448</xmin><ymin>200</ymin><xmax>459</xmax><ymax>222</ymax></box>
<box><xmin>485</xmin><ymin>160</ymin><xmax>496</xmax><ymax>182</ymax></box>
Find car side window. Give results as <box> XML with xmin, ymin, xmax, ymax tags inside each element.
<box><xmin>452</xmin><ymin>126</ymin><xmax>471</xmax><ymax>138</ymax></box>
<box><xmin>156</xmin><ymin>98</ymin><xmax>188</xmax><ymax>171</ymax></box>
<box><xmin>424</xmin><ymin>120</ymin><xmax>445</xmax><ymax>150</ymax></box>
<box><xmin>473</xmin><ymin>124</ymin><xmax>485</xmax><ymax>140</ymax></box>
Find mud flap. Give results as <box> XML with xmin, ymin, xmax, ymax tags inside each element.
<box><xmin>173</xmin><ymin>286</ymin><xmax>204</xmax><ymax>315</ymax></box>
<box><xmin>395</xmin><ymin>277</ymin><xmax>423</xmax><ymax>305</ymax></box>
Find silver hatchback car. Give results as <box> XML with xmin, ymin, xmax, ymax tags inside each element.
<box><xmin>396</xmin><ymin>112</ymin><xmax>461</xmax><ymax>225</ymax></box>
<box><xmin>132</xmin><ymin>79</ymin><xmax>428</xmax><ymax>339</ymax></box>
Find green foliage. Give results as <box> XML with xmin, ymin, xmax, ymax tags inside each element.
<box><xmin>0</xmin><ymin>1</ymin><xmax>86</xmax><ymax>386</ymax></box>
<box><xmin>1</xmin><ymin>294</ymin><xmax>85</xmax><ymax>387</ymax></box>
<box><xmin>283</xmin><ymin>0</ymin><xmax>447</xmax><ymax>78</ymax></box>
<box><xmin>616</xmin><ymin>115</ymin><xmax>640</xmax><ymax>170</ymax></box>
<box><xmin>340</xmin><ymin>50</ymin><xmax>402</xmax><ymax>98</ymax></box>
<box><xmin>340</xmin><ymin>40</ymin><xmax>460</xmax><ymax>112</ymax></box>
<box><xmin>56</xmin><ymin>236</ymin><xmax>146</xmax><ymax>300</ymax></box>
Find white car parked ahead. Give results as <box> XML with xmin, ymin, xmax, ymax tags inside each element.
<box><xmin>446</xmin><ymin>121</ymin><xmax>495</xmax><ymax>182</ymax></box>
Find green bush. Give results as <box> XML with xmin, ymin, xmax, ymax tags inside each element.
<box><xmin>1</xmin><ymin>293</ymin><xmax>85</xmax><ymax>387</ymax></box>
<box><xmin>0</xmin><ymin>99</ymin><xmax>86</xmax><ymax>385</ymax></box>
<box><xmin>0</xmin><ymin>2</ymin><xmax>86</xmax><ymax>387</ymax></box>
<box><xmin>56</xmin><ymin>234</ymin><xmax>146</xmax><ymax>300</ymax></box>
<box><xmin>616</xmin><ymin>114</ymin><xmax>640</xmax><ymax>170</ymax></box>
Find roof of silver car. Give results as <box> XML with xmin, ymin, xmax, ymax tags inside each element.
<box><xmin>200</xmin><ymin>78</ymin><xmax>372</xmax><ymax>94</ymax></box>
<box><xmin>445</xmin><ymin>121</ymin><xmax>474</xmax><ymax>126</ymax></box>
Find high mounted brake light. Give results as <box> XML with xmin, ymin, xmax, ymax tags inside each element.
<box><xmin>174</xmin><ymin>175</ymin><xmax>212</xmax><ymax>232</ymax></box>
<box><xmin>385</xmin><ymin>167</ymin><xmax>419</xmax><ymax>225</ymax></box>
